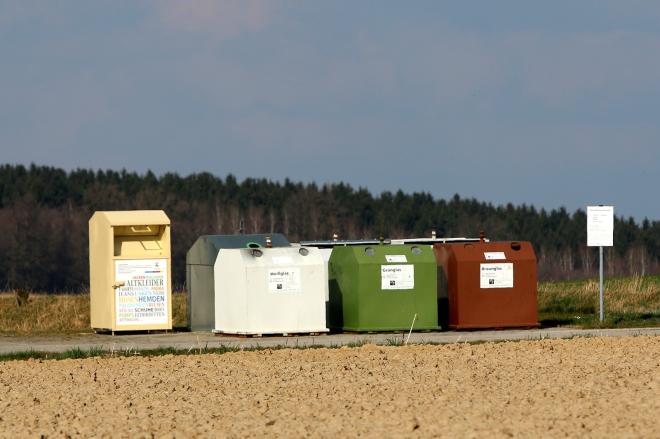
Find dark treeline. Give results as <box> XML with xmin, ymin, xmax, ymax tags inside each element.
<box><xmin>0</xmin><ymin>164</ymin><xmax>658</xmax><ymax>292</ymax></box>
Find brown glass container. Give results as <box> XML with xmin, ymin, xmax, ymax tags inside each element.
<box><xmin>434</xmin><ymin>241</ymin><xmax>538</xmax><ymax>329</ymax></box>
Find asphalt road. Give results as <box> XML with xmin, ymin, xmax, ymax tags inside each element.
<box><xmin>1</xmin><ymin>327</ymin><xmax>659</xmax><ymax>354</ymax></box>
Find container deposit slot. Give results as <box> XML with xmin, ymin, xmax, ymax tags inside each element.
<box><xmin>113</xmin><ymin>225</ymin><xmax>165</xmax><ymax>257</ymax></box>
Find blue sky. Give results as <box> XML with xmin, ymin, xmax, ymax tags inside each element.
<box><xmin>1</xmin><ymin>1</ymin><xmax>659</xmax><ymax>220</ymax></box>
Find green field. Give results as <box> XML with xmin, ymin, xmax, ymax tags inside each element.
<box><xmin>0</xmin><ymin>293</ymin><xmax>188</xmax><ymax>336</ymax></box>
<box><xmin>538</xmin><ymin>275</ymin><xmax>660</xmax><ymax>328</ymax></box>
<box><xmin>0</xmin><ymin>276</ymin><xmax>658</xmax><ymax>335</ymax></box>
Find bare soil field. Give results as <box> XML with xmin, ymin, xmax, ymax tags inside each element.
<box><xmin>0</xmin><ymin>336</ymin><xmax>658</xmax><ymax>438</ymax></box>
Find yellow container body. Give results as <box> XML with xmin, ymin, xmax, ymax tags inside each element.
<box><xmin>89</xmin><ymin>210</ymin><xmax>172</xmax><ymax>331</ymax></box>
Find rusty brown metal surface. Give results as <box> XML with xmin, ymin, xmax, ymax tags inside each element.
<box><xmin>434</xmin><ymin>241</ymin><xmax>538</xmax><ymax>329</ymax></box>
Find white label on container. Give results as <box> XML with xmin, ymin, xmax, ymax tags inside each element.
<box><xmin>272</xmin><ymin>256</ymin><xmax>293</xmax><ymax>265</ymax></box>
<box><xmin>381</xmin><ymin>265</ymin><xmax>414</xmax><ymax>290</ymax></box>
<box><xmin>385</xmin><ymin>255</ymin><xmax>407</xmax><ymax>263</ymax></box>
<box><xmin>484</xmin><ymin>252</ymin><xmax>506</xmax><ymax>260</ymax></box>
<box><xmin>587</xmin><ymin>205</ymin><xmax>614</xmax><ymax>247</ymax></box>
<box><xmin>114</xmin><ymin>259</ymin><xmax>168</xmax><ymax>326</ymax></box>
<box><xmin>267</xmin><ymin>267</ymin><xmax>301</xmax><ymax>293</ymax></box>
<box><xmin>480</xmin><ymin>263</ymin><xmax>514</xmax><ymax>289</ymax></box>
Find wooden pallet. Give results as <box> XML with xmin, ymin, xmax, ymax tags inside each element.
<box><xmin>93</xmin><ymin>329</ymin><xmax>172</xmax><ymax>336</ymax></box>
<box><xmin>336</xmin><ymin>329</ymin><xmax>436</xmax><ymax>334</ymax></box>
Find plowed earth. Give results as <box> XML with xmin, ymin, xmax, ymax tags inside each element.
<box><xmin>0</xmin><ymin>336</ymin><xmax>658</xmax><ymax>438</ymax></box>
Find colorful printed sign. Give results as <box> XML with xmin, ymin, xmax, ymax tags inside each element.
<box><xmin>114</xmin><ymin>259</ymin><xmax>168</xmax><ymax>325</ymax></box>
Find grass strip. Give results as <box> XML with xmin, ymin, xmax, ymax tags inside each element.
<box><xmin>0</xmin><ymin>345</ymin><xmax>274</xmax><ymax>362</ymax></box>
<box><xmin>3</xmin><ymin>330</ymin><xmax>659</xmax><ymax>363</ymax></box>
<box><xmin>0</xmin><ymin>275</ymin><xmax>658</xmax><ymax>334</ymax></box>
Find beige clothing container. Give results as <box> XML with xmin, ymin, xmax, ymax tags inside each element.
<box><xmin>89</xmin><ymin>210</ymin><xmax>172</xmax><ymax>332</ymax></box>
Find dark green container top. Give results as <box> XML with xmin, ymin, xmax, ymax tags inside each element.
<box><xmin>186</xmin><ymin>233</ymin><xmax>290</xmax><ymax>266</ymax></box>
<box><xmin>328</xmin><ymin>244</ymin><xmax>439</xmax><ymax>332</ymax></box>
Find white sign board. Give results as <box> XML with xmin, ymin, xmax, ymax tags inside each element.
<box><xmin>381</xmin><ymin>265</ymin><xmax>414</xmax><ymax>290</ymax></box>
<box><xmin>267</xmin><ymin>267</ymin><xmax>302</xmax><ymax>293</ymax></box>
<box><xmin>480</xmin><ymin>263</ymin><xmax>514</xmax><ymax>289</ymax></box>
<box><xmin>587</xmin><ymin>205</ymin><xmax>614</xmax><ymax>247</ymax></box>
<box><xmin>484</xmin><ymin>252</ymin><xmax>506</xmax><ymax>260</ymax></box>
<box><xmin>114</xmin><ymin>259</ymin><xmax>168</xmax><ymax>326</ymax></box>
<box><xmin>385</xmin><ymin>255</ymin><xmax>407</xmax><ymax>263</ymax></box>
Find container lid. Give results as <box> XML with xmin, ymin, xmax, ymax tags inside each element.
<box><xmin>390</xmin><ymin>237</ymin><xmax>484</xmax><ymax>245</ymax></box>
<box><xmin>301</xmin><ymin>236</ymin><xmax>485</xmax><ymax>248</ymax></box>
<box><xmin>437</xmin><ymin>241</ymin><xmax>536</xmax><ymax>262</ymax></box>
<box><xmin>300</xmin><ymin>239</ymin><xmax>385</xmax><ymax>248</ymax></box>
<box><xmin>331</xmin><ymin>243</ymin><xmax>437</xmax><ymax>264</ymax></box>
<box><xmin>187</xmin><ymin>233</ymin><xmax>290</xmax><ymax>265</ymax></box>
<box><xmin>91</xmin><ymin>210</ymin><xmax>170</xmax><ymax>226</ymax></box>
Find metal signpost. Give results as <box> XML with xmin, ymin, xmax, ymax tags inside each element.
<box><xmin>587</xmin><ymin>205</ymin><xmax>614</xmax><ymax>322</ymax></box>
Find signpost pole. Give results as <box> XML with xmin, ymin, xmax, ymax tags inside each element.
<box><xmin>587</xmin><ymin>205</ymin><xmax>613</xmax><ymax>324</ymax></box>
<box><xmin>599</xmin><ymin>246</ymin><xmax>604</xmax><ymax>322</ymax></box>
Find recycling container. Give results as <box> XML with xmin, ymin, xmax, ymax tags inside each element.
<box><xmin>186</xmin><ymin>234</ymin><xmax>290</xmax><ymax>331</ymax></box>
<box><xmin>305</xmin><ymin>246</ymin><xmax>332</xmax><ymax>302</ymax></box>
<box><xmin>435</xmin><ymin>241</ymin><xmax>538</xmax><ymax>329</ymax></box>
<box><xmin>328</xmin><ymin>244</ymin><xmax>439</xmax><ymax>331</ymax></box>
<box><xmin>89</xmin><ymin>210</ymin><xmax>171</xmax><ymax>332</ymax></box>
<box><xmin>299</xmin><ymin>239</ymin><xmax>383</xmax><ymax>318</ymax></box>
<box><xmin>213</xmin><ymin>246</ymin><xmax>328</xmax><ymax>335</ymax></box>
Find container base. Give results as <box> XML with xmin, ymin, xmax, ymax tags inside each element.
<box><xmin>213</xmin><ymin>329</ymin><xmax>329</xmax><ymax>337</ymax></box>
<box><xmin>333</xmin><ymin>326</ymin><xmax>441</xmax><ymax>333</ymax></box>
<box><xmin>92</xmin><ymin>328</ymin><xmax>173</xmax><ymax>335</ymax></box>
<box><xmin>448</xmin><ymin>323</ymin><xmax>540</xmax><ymax>330</ymax></box>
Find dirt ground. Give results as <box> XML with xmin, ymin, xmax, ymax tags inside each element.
<box><xmin>0</xmin><ymin>337</ymin><xmax>658</xmax><ymax>438</ymax></box>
